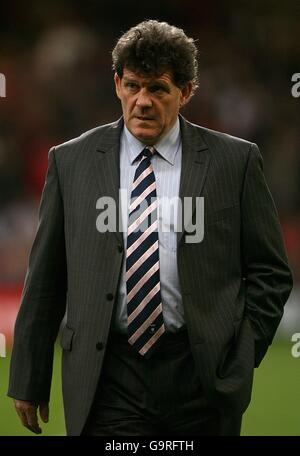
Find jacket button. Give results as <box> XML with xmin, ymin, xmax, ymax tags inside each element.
<box><xmin>117</xmin><ymin>244</ymin><xmax>123</xmax><ymax>253</ymax></box>
<box><xmin>96</xmin><ymin>342</ymin><xmax>104</xmax><ymax>351</ymax></box>
<box><xmin>106</xmin><ymin>293</ymin><xmax>114</xmax><ymax>301</ymax></box>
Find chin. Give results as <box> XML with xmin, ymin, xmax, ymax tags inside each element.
<box><xmin>132</xmin><ymin>128</ymin><xmax>158</xmax><ymax>144</ymax></box>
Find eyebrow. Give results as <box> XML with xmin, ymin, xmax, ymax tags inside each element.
<box><xmin>123</xmin><ymin>77</ymin><xmax>170</xmax><ymax>90</ymax></box>
<box><xmin>123</xmin><ymin>77</ymin><xmax>139</xmax><ymax>84</ymax></box>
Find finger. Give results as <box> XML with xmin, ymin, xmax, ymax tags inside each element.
<box><xmin>15</xmin><ymin>408</ymin><xmax>29</xmax><ymax>428</ymax></box>
<box><xmin>13</xmin><ymin>400</ymin><xmax>42</xmax><ymax>434</ymax></box>
<box><xmin>26</xmin><ymin>408</ymin><xmax>42</xmax><ymax>434</ymax></box>
<box><xmin>15</xmin><ymin>407</ymin><xmax>41</xmax><ymax>434</ymax></box>
<box><xmin>39</xmin><ymin>402</ymin><xmax>49</xmax><ymax>423</ymax></box>
<box><xmin>25</xmin><ymin>425</ymin><xmax>42</xmax><ymax>434</ymax></box>
<box><xmin>14</xmin><ymin>400</ymin><xmax>29</xmax><ymax>425</ymax></box>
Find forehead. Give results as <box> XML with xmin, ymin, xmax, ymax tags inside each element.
<box><xmin>122</xmin><ymin>68</ymin><xmax>176</xmax><ymax>86</ymax></box>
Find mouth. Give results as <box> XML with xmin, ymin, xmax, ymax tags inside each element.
<box><xmin>135</xmin><ymin>116</ymin><xmax>155</xmax><ymax>121</ymax></box>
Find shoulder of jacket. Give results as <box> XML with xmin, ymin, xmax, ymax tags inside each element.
<box><xmin>188</xmin><ymin>120</ymin><xmax>254</xmax><ymax>151</ymax></box>
<box><xmin>52</xmin><ymin>119</ymin><xmax>121</xmax><ymax>154</ymax></box>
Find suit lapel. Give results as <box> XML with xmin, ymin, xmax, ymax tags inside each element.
<box><xmin>93</xmin><ymin>117</ymin><xmax>124</xmax><ymax>246</ymax></box>
<box><xmin>177</xmin><ymin>116</ymin><xmax>210</xmax><ymax>245</ymax></box>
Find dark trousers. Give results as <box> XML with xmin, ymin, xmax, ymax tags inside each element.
<box><xmin>82</xmin><ymin>330</ymin><xmax>242</xmax><ymax>436</ymax></box>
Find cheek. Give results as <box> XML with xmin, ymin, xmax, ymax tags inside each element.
<box><xmin>125</xmin><ymin>99</ymin><xmax>135</xmax><ymax>114</ymax></box>
<box><xmin>121</xmin><ymin>100</ymin><xmax>131</xmax><ymax>117</ymax></box>
<box><xmin>165</xmin><ymin>102</ymin><xmax>179</xmax><ymax>121</ymax></box>
<box><xmin>158</xmin><ymin>103</ymin><xmax>171</xmax><ymax>119</ymax></box>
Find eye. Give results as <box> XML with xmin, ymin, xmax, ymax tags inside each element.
<box><xmin>150</xmin><ymin>85</ymin><xmax>166</xmax><ymax>93</ymax></box>
<box><xmin>125</xmin><ymin>82</ymin><xmax>139</xmax><ymax>91</ymax></box>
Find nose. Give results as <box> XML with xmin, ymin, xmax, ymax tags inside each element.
<box><xmin>136</xmin><ymin>88</ymin><xmax>152</xmax><ymax>109</ymax></box>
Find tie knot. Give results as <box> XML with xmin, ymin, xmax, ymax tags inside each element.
<box><xmin>143</xmin><ymin>146</ymin><xmax>155</xmax><ymax>159</ymax></box>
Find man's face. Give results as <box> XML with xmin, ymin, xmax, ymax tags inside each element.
<box><xmin>115</xmin><ymin>68</ymin><xmax>192</xmax><ymax>144</ymax></box>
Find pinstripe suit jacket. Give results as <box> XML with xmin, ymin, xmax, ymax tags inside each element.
<box><xmin>8</xmin><ymin>115</ymin><xmax>293</xmax><ymax>435</ymax></box>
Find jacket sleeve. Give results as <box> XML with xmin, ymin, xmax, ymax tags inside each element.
<box><xmin>241</xmin><ymin>143</ymin><xmax>293</xmax><ymax>367</ymax></box>
<box><xmin>8</xmin><ymin>147</ymin><xmax>67</xmax><ymax>402</ymax></box>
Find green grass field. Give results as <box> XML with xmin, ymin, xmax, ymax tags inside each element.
<box><xmin>0</xmin><ymin>339</ymin><xmax>299</xmax><ymax>436</ymax></box>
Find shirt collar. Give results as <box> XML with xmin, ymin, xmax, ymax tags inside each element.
<box><xmin>123</xmin><ymin>117</ymin><xmax>180</xmax><ymax>166</ymax></box>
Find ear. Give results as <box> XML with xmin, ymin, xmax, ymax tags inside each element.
<box><xmin>179</xmin><ymin>82</ymin><xmax>193</xmax><ymax>107</ymax></box>
<box><xmin>114</xmin><ymin>73</ymin><xmax>122</xmax><ymax>99</ymax></box>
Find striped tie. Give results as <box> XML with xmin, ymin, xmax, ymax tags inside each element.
<box><xmin>126</xmin><ymin>146</ymin><xmax>165</xmax><ymax>358</ymax></box>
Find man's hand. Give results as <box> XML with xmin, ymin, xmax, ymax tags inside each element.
<box><xmin>13</xmin><ymin>399</ymin><xmax>49</xmax><ymax>434</ymax></box>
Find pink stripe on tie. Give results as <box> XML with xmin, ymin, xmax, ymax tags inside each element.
<box><xmin>126</xmin><ymin>240</ymin><xmax>159</xmax><ymax>281</ymax></box>
<box><xmin>127</xmin><ymin>200</ymin><xmax>158</xmax><ymax>235</ymax></box>
<box><xmin>127</xmin><ymin>261</ymin><xmax>159</xmax><ymax>303</ymax></box>
<box><xmin>129</xmin><ymin>182</ymin><xmax>156</xmax><ymax>214</ymax></box>
<box><xmin>127</xmin><ymin>283</ymin><xmax>161</xmax><ymax>324</ymax></box>
<box><xmin>147</xmin><ymin>146</ymin><xmax>155</xmax><ymax>155</ymax></box>
<box><xmin>131</xmin><ymin>166</ymin><xmax>153</xmax><ymax>191</ymax></box>
<box><xmin>126</xmin><ymin>220</ymin><xmax>158</xmax><ymax>258</ymax></box>
<box><xmin>139</xmin><ymin>324</ymin><xmax>165</xmax><ymax>356</ymax></box>
<box><xmin>128</xmin><ymin>303</ymin><xmax>163</xmax><ymax>345</ymax></box>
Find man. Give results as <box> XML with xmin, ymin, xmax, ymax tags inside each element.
<box><xmin>8</xmin><ymin>20</ymin><xmax>293</xmax><ymax>436</ymax></box>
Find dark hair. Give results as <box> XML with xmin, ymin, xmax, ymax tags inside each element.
<box><xmin>112</xmin><ymin>20</ymin><xmax>199</xmax><ymax>95</ymax></box>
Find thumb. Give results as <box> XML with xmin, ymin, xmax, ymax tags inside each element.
<box><xmin>39</xmin><ymin>402</ymin><xmax>49</xmax><ymax>423</ymax></box>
